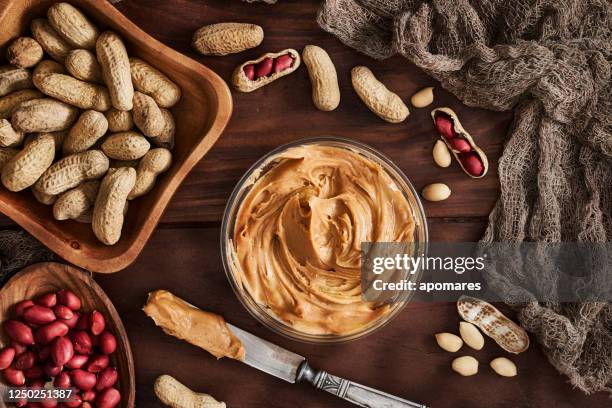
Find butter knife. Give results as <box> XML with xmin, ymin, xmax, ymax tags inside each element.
<box><xmin>228</xmin><ymin>324</ymin><xmax>427</xmax><ymax>408</ymax></box>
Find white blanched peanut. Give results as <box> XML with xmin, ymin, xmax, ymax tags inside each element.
<box><xmin>410</xmin><ymin>86</ymin><xmax>434</xmax><ymax>108</ymax></box>
<box><xmin>433</xmin><ymin>140</ymin><xmax>451</xmax><ymax>168</ymax></box>
<box><xmin>92</xmin><ymin>167</ymin><xmax>136</xmax><ymax>245</ymax></box>
<box><xmin>1</xmin><ymin>134</ymin><xmax>55</xmax><ymax>192</ymax></box>
<box><xmin>102</xmin><ymin>131</ymin><xmax>150</xmax><ymax>160</ymax></box>
<box><xmin>0</xmin><ymin>119</ymin><xmax>24</xmax><ymax>147</ymax></box>
<box><xmin>435</xmin><ymin>333</ymin><xmax>463</xmax><ymax>353</ymax></box>
<box><xmin>422</xmin><ymin>183</ymin><xmax>451</xmax><ymax>202</ymax></box>
<box><xmin>490</xmin><ymin>357</ymin><xmax>517</xmax><ymax>377</ymax></box>
<box><xmin>459</xmin><ymin>321</ymin><xmax>485</xmax><ymax>351</ymax></box>
<box><xmin>128</xmin><ymin>148</ymin><xmax>172</xmax><ymax>199</ymax></box>
<box><xmin>63</xmin><ymin>110</ymin><xmax>109</xmax><ymax>155</ymax></box>
<box><xmin>34</xmin><ymin>150</ymin><xmax>109</xmax><ymax>195</ymax></box>
<box><xmin>452</xmin><ymin>356</ymin><xmax>479</xmax><ymax>376</ymax></box>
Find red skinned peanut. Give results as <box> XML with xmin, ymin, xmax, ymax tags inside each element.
<box><xmin>54</xmin><ymin>371</ymin><xmax>71</xmax><ymax>388</ymax></box>
<box><xmin>35</xmin><ymin>321</ymin><xmax>69</xmax><ymax>345</ymax></box>
<box><xmin>76</xmin><ymin>314</ymin><xmax>89</xmax><ymax>331</ymax></box>
<box><xmin>66</xmin><ymin>354</ymin><xmax>89</xmax><ymax>369</ymax></box>
<box><xmin>51</xmin><ymin>336</ymin><xmax>74</xmax><ymax>366</ymax></box>
<box><xmin>435</xmin><ymin>114</ymin><xmax>455</xmax><ymax>139</ymax></box>
<box><xmin>44</xmin><ymin>361</ymin><xmax>62</xmax><ymax>377</ymax></box>
<box><xmin>460</xmin><ymin>152</ymin><xmax>485</xmax><ymax>177</ymax></box>
<box><xmin>14</xmin><ymin>300</ymin><xmax>34</xmax><ymax>317</ymax></box>
<box><xmin>81</xmin><ymin>390</ymin><xmax>96</xmax><ymax>402</ymax></box>
<box><xmin>273</xmin><ymin>54</ymin><xmax>293</xmax><ymax>73</ymax></box>
<box><xmin>53</xmin><ymin>305</ymin><xmax>74</xmax><ymax>320</ymax></box>
<box><xmin>70</xmin><ymin>369</ymin><xmax>97</xmax><ymax>391</ymax></box>
<box><xmin>99</xmin><ymin>331</ymin><xmax>117</xmax><ymax>355</ymax></box>
<box><xmin>243</xmin><ymin>65</ymin><xmax>255</xmax><ymax>80</ymax></box>
<box><xmin>71</xmin><ymin>330</ymin><xmax>93</xmax><ymax>354</ymax></box>
<box><xmin>12</xmin><ymin>340</ymin><xmax>27</xmax><ymax>356</ymax></box>
<box><xmin>90</xmin><ymin>311</ymin><xmax>105</xmax><ymax>335</ymax></box>
<box><xmin>448</xmin><ymin>138</ymin><xmax>471</xmax><ymax>153</ymax></box>
<box><xmin>254</xmin><ymin>57</ymin><xmax>273</xmax><ymax>78</ymax></box>
<box><xmin>96</xmin><ymin>387</ymin><xmax>121</xmax><ymax>408</ymax></box>
<box><xmin>35</xmin><ymin>293</ymin><xmax>57</xmax><ymax>308</ymax></box>
<box><xmin>3</xmin><ymin>320</ymin><xmax>34</xmax><ymax>345</ymax></box>
<box><xmin>62</xmin><ymin>312</ymin><xmax>80</xmax><ymax>329</ymax></box>
<box><xmin>86</xmin><ymin>354</ymin><xmax>109</xmax><ymax>373</ymax></box>
<box><xmin>14</xmin><ymin>350</ymin><xmax>36</xmax><ymax>370</ymax></box>
<box><xmin>24</xmin><ymin>365</ymin><xmax>44</xmax><ymax>379</ymax></box>
<box><xmin>24</xmin><ymin>305</ymin><xmax>56</xmax><ymax>325</ymax></box>
<box><xmin>56</xmin><ymin>290</ymin><xmax>81</xmax><ymax>310</ymax></box>
<box><xmin>3</xmin><ymin>367</ymin><xmax>25</xmax><ymax>385</ymax></box>
<box><xmin>96</xmin><ymin>366</ymin><xmax>118</xmax><ymax>391</ymax></box>
<box><xmin>38</xmin><ymin>345</ymin><xmax>51</xmax><ymax>361</ymax></box>
<box><xmin>0</xmin><ymin>347</ymin><xmax>15</xmax><ymax>369</ymax></box>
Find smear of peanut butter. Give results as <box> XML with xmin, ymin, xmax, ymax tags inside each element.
<box><xmin>232</xmin><ymin>145</ymin><xmax>416</xmax><ymax>335</ymax></box>
<box><xmin>143</xmin><ymin>290</ymin><xmax>245</xmax><ymax>361</ymax></box>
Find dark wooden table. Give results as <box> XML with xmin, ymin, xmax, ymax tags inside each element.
<box><xmin>51</xmin><ymin>0</ymin><xmax>610</xmax><ymax>406</ymax></box>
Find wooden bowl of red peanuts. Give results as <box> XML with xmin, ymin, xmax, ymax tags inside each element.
<box><xmin>0</xmin><ymin>262</ymin><xmax>135</xmax><ymax>408</ymax></box>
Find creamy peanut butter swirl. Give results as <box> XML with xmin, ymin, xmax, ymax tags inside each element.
<box><xmin>233</xmin><ymin>145</ymin><xmax>415</xmax><ymax>335</ymax></box>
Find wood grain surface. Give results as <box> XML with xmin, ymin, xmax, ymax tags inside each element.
<box><xmin>0</xmin><ymin>262</ymin><xmax>135</xmax><ymax>408</ymax></box>
<box><xmin>2</xmin><ymin>0</ymin><xmax>608</xmax><ymax>406</ymax></box>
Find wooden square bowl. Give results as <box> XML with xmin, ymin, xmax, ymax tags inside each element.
<box><xmin>0</xmin><ymin>0</ymin><xmax>232</xmax><ymax>273</ymax></box>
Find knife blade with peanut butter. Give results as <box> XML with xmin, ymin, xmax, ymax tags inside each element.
<box><xmin>143</xmin><ymin>290</ymin><xmax>245</xmax><ymax>361</ymax></box>
<box><xmin>143</xmin><ymin>290</ymin><xmax>426</xmax><ymax>408</ymax></box>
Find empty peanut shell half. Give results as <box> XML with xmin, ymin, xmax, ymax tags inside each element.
<box><xmin>431</xmin><ymin>107</ymin><xmax>488</xmax><ymax>178</ymax></box>
<box><xmin>232</xmin><ymin>49</ymin><xmax>301</xmax><ymax>93</ymax></box>
<box><xmin>457</xmin><ymin>295</ymin><xmax>529</xmax><ymax>354</ymax></box>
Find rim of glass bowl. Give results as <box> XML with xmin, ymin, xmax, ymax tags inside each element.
<box><xmin>220</xmin><ymin>136</ymin><xmax>429</xmax><ymax>344</ymax></box>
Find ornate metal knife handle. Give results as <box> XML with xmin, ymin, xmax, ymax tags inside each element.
<box><xmin>297</xmin><ymin>361</ymin><xmax>427</xmax><ymax>408</ymax></box>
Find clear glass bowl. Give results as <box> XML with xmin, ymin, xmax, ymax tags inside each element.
<box><xmin>221</xmin><ymin>137</ymin><xmax>428</xmax><ymax>343</ymax></box>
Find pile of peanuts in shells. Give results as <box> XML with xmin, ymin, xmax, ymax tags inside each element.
<box><xmin>191</xmin><ymin>22</ymin><xmax>489</xmax><ymax>204</ymax></box>
<box><xmin>436</xmin><ymin>296</ymin><xmax>530</xmax><ymax>378</ymax></box>
<box><xmin>0</xmin><ymin>2</ymin><xmax>179</xmax><ymax>245</ymax></box>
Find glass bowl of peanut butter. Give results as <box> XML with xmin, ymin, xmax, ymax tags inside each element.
<box><xmin>221</xmin><ymin>137</ymin><xmax>428</xmax><ymax>343</ymax></box>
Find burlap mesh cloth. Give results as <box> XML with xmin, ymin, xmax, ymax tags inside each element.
<box><xmin>0</xmin><ymin>230</ymin><xmax>53</xmax><ymax>285</ymax></box>
<box><xmin>248</xmin><ymin>0</ymin><xmax>612</xmax><ymax>394</ymax></box>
